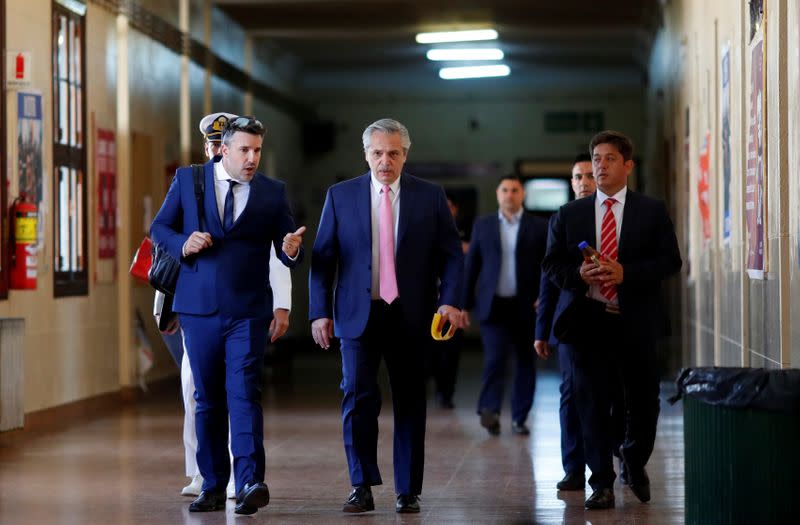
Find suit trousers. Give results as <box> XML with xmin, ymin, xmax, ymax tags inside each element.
<box><xmin>558</xmin><ymin>342</ymin><xmax>627</xmax><ymax>476</ymax></box>
<box><xmin>557</xmin><ymin>344</ymin><xmax>584</xmax><ymax>474</ymax></box>
<box><xmin>339</xmin><ymin>300</ymin><xmax>427</xmax><ymax>496</ymax></box>
<box><xmin>476</xmin><ymin>296</ymin><xmax>536</xmax><ymax>424</ymax></box>
<box><xmin>561</xmin><ymin>308</ymin><xmax>660</xmax><ymax>490</ymax></box>
<box><xmin>179</xmin><ymin>313</ymin><xmax>269</xmax><ymax>494</ymax></box>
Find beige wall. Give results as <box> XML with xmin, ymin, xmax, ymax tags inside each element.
<box><xmin>1</xmin><ymin>0</ymin><xmax>303</xmax><ymax>415</ymax></box>
<box><xmin>1</xmin><ymin>0</ymin><xmax>123</xmax><ymax>413</ymax></box>
<box><xmin>648</xmin><ymin>0</ymin><xmax>797</xmax><ymax>369</ymax></box>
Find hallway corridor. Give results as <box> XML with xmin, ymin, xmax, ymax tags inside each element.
<box><xmin>0</xmin><ymin>350</ymin><xmax>684</xmax><ymax>524</ymax></box>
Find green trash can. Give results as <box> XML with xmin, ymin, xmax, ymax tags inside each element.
<box><xmin>676</xmin><ymin>367</ymin><xmax>800</xmax><ymax>525</ymax></box>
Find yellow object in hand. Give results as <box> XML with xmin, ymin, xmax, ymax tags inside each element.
<box><xmin>431</xmin><ymin>313</ymin><xmax>457</xmax><ymax>341</ymax></box>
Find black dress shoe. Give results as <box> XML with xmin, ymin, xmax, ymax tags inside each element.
<box><xmin>343</xmin><ymin>486</ymin><xmax>374</xmax><ymax>513</ymax></box>
<box><xmin>234</xmin><ymin>482</ymin><xmax>270</xmax><ymax>515</ymax></box>
<box><xmin>479</xmin><ymin>408</ymin><xmax>500</xmax><ymax>436</ymax></box>
<box><xmin>189</xmin><ymin>489</ymin><xmax>226</xmax><ymax>512</ymax></box>
<box><xmin>396</xmin><ymin>494</ymin><xmax>421</xmax><ymax>513</ymax></box>
<box><xmin>511</xmin><ymin>421</ymin><xmax>530</xmax><ymax>435</ymax></box>
<box><xmin>437</xmin><ymin>394</ymin><xmax>455</xmax><ymax>409</ymax></box>
<box><xmin>584</xmin><ymin>487</ymin><xmax>615</xmax><ymax>509</ymax></box>
<box><xmin>556</xmin><ymin>471</ymin><xmax>586</xmax><ymax>491</ymax></box>
<box><xmin>619</xmin><ymin>447</ymin><xmax>651</xmax><ymax>502</ymax></box>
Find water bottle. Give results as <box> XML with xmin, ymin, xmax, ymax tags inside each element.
<box><xmin>578</xmin><ymin>241</ymin><xmax>602</xmax><ymax>265</ymax></box>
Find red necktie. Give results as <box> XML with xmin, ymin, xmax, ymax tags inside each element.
<box><xmin>600</xmin><ymin>198</ymin><xmax>618</xmax><ymax>302</ymax></box>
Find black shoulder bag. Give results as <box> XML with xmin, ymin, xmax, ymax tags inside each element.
<box><xmin>149</xmin><ymin>165</ymin><xmax>205</xmax><ymax>296</ymax></box>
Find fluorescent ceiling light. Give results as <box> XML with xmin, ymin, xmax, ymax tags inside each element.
<box><xmin>439</xmin><ymin>64</ymin><xmax>511</xmax><ymax>80</ymax></box>
<box><xmin>426</xmin><ymin>48</ymin><xmax>504</xmax><ymax>61</ymax></box>
<box><xmin>416</xmin><ymin>29</ymin><xmax>498</xmax><ymax>44</ymax></box>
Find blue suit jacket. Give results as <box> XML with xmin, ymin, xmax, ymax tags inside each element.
<box><xmin>535</xmin><ymin>214</ymin><xmax>559</xmax><ymax>344</ymax></box>
<box><xmin>463</xmin><ymin>212</ymin><xmax>549</xmax><ymax>337</ymax></box>
<box><xmin>542</xmin><ymin>190</ymin><xmax>681</xmax><ymax>341</ymax></box>
<box><xmin>150</xmin><ymin>157</ymin><xmax>301</xmax><ymax>319</ymax></box>
<box><xmin>308</xmin><ymin>172</ymin><xmax>464</xmax><ymax>339</ymax></box>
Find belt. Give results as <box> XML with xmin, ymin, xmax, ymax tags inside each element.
<box><xmin>599</xmin><ymin>300</ymin><xmax>620</xmax><ymax>315</ymax></box>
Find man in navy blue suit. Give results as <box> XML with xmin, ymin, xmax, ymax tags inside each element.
<box><xmin>308</xmin><ymin>118</ymin><xmax>464</xmax><ymax>515</ymax></box>
<box><xmin>535</xmin><ymin>153</ymin><xmax>594</xmax><ymax>489</ymax></box>
<box><xmin>151</xmin><ymin>116</ymin><xmax>305</xmax><ymax>516</ymax></box>
<box><xmin>463</xmin><ymin>174</ymin><xmax>548</xmax><ymax>436</ymax></box>
<box><xmin>542</xmin><ymin>131</ymin><xmax>681</xmax><ymax>510</ymax></box>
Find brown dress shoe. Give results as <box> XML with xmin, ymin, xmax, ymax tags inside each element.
<box><xmin>479</xmin><ymin>408</ymin><xmax>500</xmax><ymax>436</ymax></box>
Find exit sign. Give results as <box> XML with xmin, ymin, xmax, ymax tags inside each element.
<box><xmin>544</xmin><ymin>111</ymin><xmax>604</xmax><ymax>133</ymax></box>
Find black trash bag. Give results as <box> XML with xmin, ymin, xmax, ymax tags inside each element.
<box><xmin>669</xmin><ymin>367</ymin><xmax>800</xmax><ymax>414</ymax></box>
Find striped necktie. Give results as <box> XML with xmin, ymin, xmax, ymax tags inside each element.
<box><xmin>600</xmin><ymin>198</ymin><xmax>618</xmax><ymax>302</ymax></box>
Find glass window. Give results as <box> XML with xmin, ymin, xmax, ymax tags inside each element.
<box><xmin>52</xmin><ymin>2</ymin><xmax>87</xmax><ymax>296</ymax></box>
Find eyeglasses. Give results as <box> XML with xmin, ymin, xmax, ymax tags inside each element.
<box><xmin>226</xmin><ymin>116</ymin><xmax>265</xmax><ymax>133</ymax></box>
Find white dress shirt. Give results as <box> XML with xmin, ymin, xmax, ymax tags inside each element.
<box><xmin>496</xmin><ymin>208</ymin><xmax>523</xmax><ymax>297</ymax></box>
<box><xmin>589</xmin><ymin>186</ymin><xmax>627</xmax><ymax>305</ymax></box>
<box><xmin>370</xmin><ymin>173</ymin><xmax>401</xmax><ymax>301</ymax></box>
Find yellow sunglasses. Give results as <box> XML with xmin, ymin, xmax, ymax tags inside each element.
<box><xmin>430</xmin><ymin>313</ymin><xmax>457</xmax><ymax>341</ymax></box>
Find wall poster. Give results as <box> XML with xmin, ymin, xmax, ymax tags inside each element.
<box><xmin>721</xmin><ymin>42</ymin><xmax>732</xmax><ymax>243</ymax></box>
<box><xmin>698</xmin><ymin>131</ymin><xmax>711</xmax><ymax>242</ymax></box>
<box><xmin>746</xmin><ymin>28</ymin><xmax>766</xmax><ymax>278</ymax></box>
<box><xmin>97</xmin><ymin>129</ymin><xmax>116</xmax><ymax>260</ymax></box>
<box><xmin>17</xmin><ymin>91</ymin><xmax>44</xmax><ymax>248</ymax></box>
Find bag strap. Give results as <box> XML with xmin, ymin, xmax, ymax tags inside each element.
<box><xmin>192</xmin><ymin>164</ymin><xmax>205</xmax><ymax>231</ymax></box>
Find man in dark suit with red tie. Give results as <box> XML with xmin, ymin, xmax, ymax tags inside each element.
<box><xmin>542</xmin><ymin>131</ymin><xmax>681</xmax><ymax>510</ymax></box>
<box><xmin>308</xmin><ymin>118</ymin><xmax>464</xmax><ymax>515</ymax></box>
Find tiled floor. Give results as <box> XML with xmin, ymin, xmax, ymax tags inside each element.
<box><xmin>0</xmin><ymin>349</ymin><xmax>684</xmax><ymax>524</ymax></box>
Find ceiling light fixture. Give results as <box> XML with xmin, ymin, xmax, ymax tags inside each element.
<box><xmin>415</xmin><ymin>29</ymin><xmax>498</xmax><ymax>44</ymax></box>
<box><xmin>439</xmin><ymin>64</ymin><xmax>511</xmax><ymax>80</ymax></box>
<box><xmin>426</xmin><ymin>48</ymin><xmax>504</xmax><ymax>61</ymax></box>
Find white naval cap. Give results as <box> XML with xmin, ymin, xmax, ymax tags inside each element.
<box><xmin>199</xmin><ymin>112</ymin><xmax>238</xmax><ymax>142</ymax></box>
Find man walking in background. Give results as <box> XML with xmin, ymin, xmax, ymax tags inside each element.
<box><xmin>535</xmin><ymin>153</ymin><xmax>604</xmax><ymax>490</ymax></box>
<box><xmin>463</xmin><ymin>174</ymin><xmax>548</xmax><ymax>436</ymax></box>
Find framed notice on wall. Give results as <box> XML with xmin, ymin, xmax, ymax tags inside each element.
<box><xmin>96</xmin><ymin>129</ymin><xmax>116</xmax><ymax>260</ymax></box>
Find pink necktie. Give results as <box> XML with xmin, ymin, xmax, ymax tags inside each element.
<box><xmin>379</xmin><ymin>185</ymin><xmax>399</xmax><ymax>304</ymax></box>
<box><xmin>600</xmin><ymin>198</ymin><xmax>618</xmax><ymax>302</ymax></box>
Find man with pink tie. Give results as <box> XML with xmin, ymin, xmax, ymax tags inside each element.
<box><xmin>309</xmin><ymin>118</ymin><xmax>465</xmax><ymax>514</ymax></box>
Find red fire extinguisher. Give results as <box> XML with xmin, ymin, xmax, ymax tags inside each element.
<box><xmin>10</xmin><ymin>198</ymin><xmax>38</xmax><ymax>290</ymax></box>
<box><xmin>15</xmin><ymin>53</ymin><xmax>25</xmax><ymax>80</ymax></box>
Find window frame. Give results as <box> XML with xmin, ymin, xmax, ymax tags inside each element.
<box><xmin>52</xmin><ymin>1</ymin><xmax>88</xmax><ymax>297</ymax></box>
<box><xmin>0</xmin><ymin>0</ymin><xmax>7</xmax><ymax>299</ymax></box>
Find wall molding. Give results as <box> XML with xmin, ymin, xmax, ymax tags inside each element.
<box><xmin>89</xmin><ymin>0</ymin><xmax>311</xmax><ymax>119</ymax></box>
